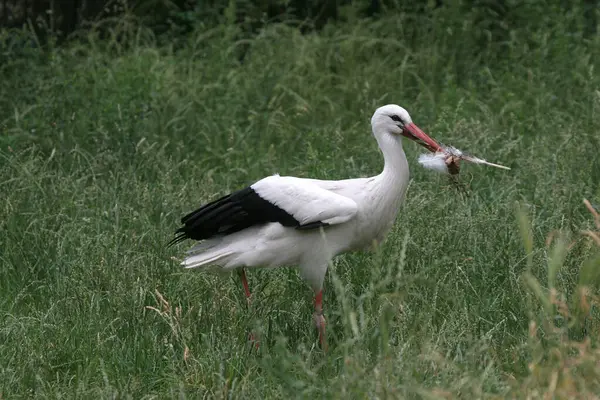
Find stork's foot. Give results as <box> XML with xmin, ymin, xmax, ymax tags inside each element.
<box><xmin>313</xmin><ymin>312</ymin><xmax>328</xmax><ymax>352</ymax></box>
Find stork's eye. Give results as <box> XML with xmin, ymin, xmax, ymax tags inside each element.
<box><xmin>390</xmin><ymin>115</ymin><xmax>403</xmax><ymax>123</ymax></box>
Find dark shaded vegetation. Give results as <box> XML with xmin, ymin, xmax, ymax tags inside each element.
<box><xmin>2</xmin><ymin>0</ymin><xmax>599</xmax><ymax>45</ymax></box>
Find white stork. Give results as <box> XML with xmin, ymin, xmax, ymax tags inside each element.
<box><xmin>169</xmin><ymin>104</ymin><xmax>452</xmax><ymax>350</ymax></box>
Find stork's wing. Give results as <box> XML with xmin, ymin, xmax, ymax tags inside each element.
<box><xmin>252</xmin><ymin>175</ymin><xmax>358</xmax><ymax>226</ymax></box>
<box><xmin>168</xmin><ymin>174</ymin><xmax>358</xmax><ymax>246</ymax></box>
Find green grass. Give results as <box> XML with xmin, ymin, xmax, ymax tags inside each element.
<box><xmin>2</xmin><ymin>9</ymin><xmax>600</xmax><ymax>398</ymax></box>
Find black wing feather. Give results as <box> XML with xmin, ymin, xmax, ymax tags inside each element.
<box><xmin>168</xmin><ymin>186</ymin><xmax>327</xmax><ymax>247</ymax></box>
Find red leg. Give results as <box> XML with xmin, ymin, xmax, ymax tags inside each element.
<box><xmin>239</xmin><ymin>268</ymin><xmax>259</xmax><ymax>349</ymax></box>
<box><xmin>313</xmin><ymin>289</ymin><xmax>328</xmax><ymax>352</ymax></box>
<box><xmin>240</xmin><ymin>268</ymin><xmax>252</xmax><ymax>302</ymax></box>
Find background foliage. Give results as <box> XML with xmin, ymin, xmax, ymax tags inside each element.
<box><xmin>1</xmin><ymin>0</ymin><xmax>600</xmax><ymax>398</ymax></box>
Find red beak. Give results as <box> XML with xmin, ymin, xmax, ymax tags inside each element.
<box><xmin>403</xmin><ymin>123</ymin><xmax>442</xmax><ymax>153</ymax></box>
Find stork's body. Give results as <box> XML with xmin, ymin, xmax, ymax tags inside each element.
<box><xmin>169</xmin><ymin>105</ymin><xmax>446</xmax><ymax>350</ymax></box>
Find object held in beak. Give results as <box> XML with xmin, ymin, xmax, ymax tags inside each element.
<box><xmin>445</xmin><ymin>155</ymin><xmax>461</xmax><ymax>175</ymax></box>
<box><xmin>402</xmin><ymin>123</ymin><xmax>509</xmax><ymax>175</ymax></box>
<box><xmin>402</xmin><ymin>123</ymin><xmax>460</xmax><ymax>174</ymax></box>
<box><xmin>418</xmin><ymin>145</ymin><xmax>510</xmax><ymax>175</ymax></box>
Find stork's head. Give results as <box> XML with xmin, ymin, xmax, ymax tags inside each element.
<box><xmin>371</xmin><ymin>104</ymin><xmax>442</xmax><ymax>153</ymax></box>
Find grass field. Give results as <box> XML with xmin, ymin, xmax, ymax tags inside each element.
<box><xmin>2</xmin><ymin>8</ymin><xmax>600</xmax><ymax>398</ymax></box>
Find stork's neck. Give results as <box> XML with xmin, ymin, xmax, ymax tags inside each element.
<box><xmin>376</xmin><ymin>133</ymin><xmax>410</xmax><ymax>185</ymax></box>
<box><xmin>356</xmin><ymin>132</ymin><xmax>410</xmax><ymax>248</ymax></box>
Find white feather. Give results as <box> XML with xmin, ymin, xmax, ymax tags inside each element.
<box><xmin>418</xmin><ymin>152</ymin><xmax>449</xmax><ymax>173</ymax></box>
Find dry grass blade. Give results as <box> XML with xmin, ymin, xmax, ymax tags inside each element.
<box><xmin>583</xmin><ymin>199</ymin><xmax>600</xmax><ymax>229</ymax></box>
<box><xmin>581</xmin><ymin>199</ymin><xmax>600</xmax><ymax>245</ymax></box>
<box><xmin>582</xmin><ymin>230</ymin><xmax>600</xmax><ymax>246</ymax></box>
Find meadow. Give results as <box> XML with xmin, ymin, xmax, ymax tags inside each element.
<box><xmin>1</xmin><ymin>6</ymin><xmax>600</xmax><ymax>398</ymax></box>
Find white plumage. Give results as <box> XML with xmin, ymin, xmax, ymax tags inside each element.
<box><xmin>170</xmin><ymin>104</ymin><xmax>445</xmax><ymax>350</ymax></box>
<box><xmin>418</xmin><ymin>152</ymin><xmax>451</xmax><ymax>173</ymax></box>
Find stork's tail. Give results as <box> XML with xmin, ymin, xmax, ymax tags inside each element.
<box><xmin>182</xmin><ymin>248</ymin><xmax>235</xmax><ymax>269</ymax></box>
<box><xmin>174</xmin><ymin>237</ymin><xmax>235</xmax><ymax>269</ymax></box>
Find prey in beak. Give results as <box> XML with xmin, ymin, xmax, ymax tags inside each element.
<box><xmin>402</xmin><ymin>122</ymin><xmax>461</xmax><ymax>175</ymax></box>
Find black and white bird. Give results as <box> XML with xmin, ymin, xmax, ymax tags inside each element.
<box><xmin>169</xmin><ymin>104</ymin><xmax>447</xmax><ymax>350</ymax></box>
